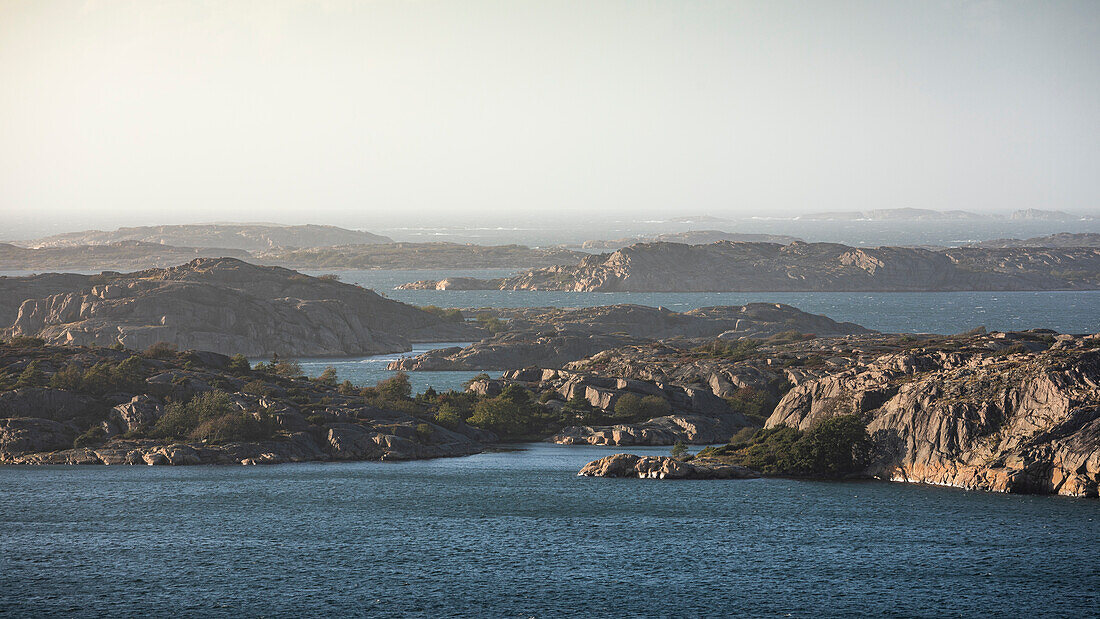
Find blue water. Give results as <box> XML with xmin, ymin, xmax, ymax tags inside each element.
<box><xmin>1</xmin><ymin>443</ymin><xmax>1096</xmax><ymax>617</ymax></box>
<box><xmin>294</xmin><ymin>343</ymin><xmax>495</xmax><ymax>393</ymax></box>
<box><xmin>310</xmin><ymin>269</ymin><xmax>1100</xmax><ymax>335</ymax></box>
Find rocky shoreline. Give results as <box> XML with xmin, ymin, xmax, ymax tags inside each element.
<box><xmin>578</xmin><ymin>453</ymin><xmax>759</xmax><ymax>479</ymax></box>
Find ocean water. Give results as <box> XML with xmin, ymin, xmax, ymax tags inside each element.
<box><xmin>310</xmin><ymin>269</ymin><xmax>1100</xmax><ymax>335</ymax></box>
<box><xmin>294</xmin><ymin>343</ymin><xmax>495</xmax><ymax>393</ymax></box>
<box><xmin>1</xmin><ymin>443</ymin><xmax>1097</xmax><ymax>617</ymax></box>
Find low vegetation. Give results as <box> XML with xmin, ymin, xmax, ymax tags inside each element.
<box><xmin>696</xmin><ymin>414</ymin><xmax>873</xmax><ymax>478</ymax></box>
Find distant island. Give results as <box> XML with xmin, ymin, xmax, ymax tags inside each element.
<box><xmin>399</xmin><ymin>240</ymin><xmax>1100</xmax><ymax>292</ymax></box>
<box><xmin>796</xmin><ymin>207</ymin><xmax>1088</xmax><ymax>221</ymax></box>
<box><xmin>21</xmin><ymin>223</ymin><xmax>393</xmax><ymax>250</ymax></box>
<box><xmin>577</xmin><ymin>230</ymin><xmax>802</xmax><ymax>251</ymax></box>
<box><xmin>1</xmin><ymin>224</ymin><xmax>591</xmax><ymax>271</ymax></box>
<box><xmin>970</xmin><ymin>232</ymin><xmax>1100</xmax><ymax>248</ymax></box>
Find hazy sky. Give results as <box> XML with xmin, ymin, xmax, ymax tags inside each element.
<box><xmin>1</xmin><ymin>0</ymin><xmax>1097</xmax><ymax>236</ymax></box>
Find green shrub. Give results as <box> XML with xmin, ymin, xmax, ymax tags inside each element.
<box><xmin>693</xmin><ymin>338</ymin><xmax>760</xmax><ymax>361</ymax></box>
<box><xmin>766</xmin><ymin>330</ymin><xmax>814</xmax><ymax>344</ymax></box>
<box><xmin>149</xmin><ymin>391</ymin><xmax>275</xmax><ymax>443</ymax></box>
<box><xmin>73</xmin><ymin>426</ymin><xmax>107</xmax><ymax>448</ymax></box>
<box><xmin>306</xmin><ymin>414</ymin><xmax>327</xmax><ymax>425</ymax></box>
<box><xmin>189</xmin><ymin>411</ymin><xmax>275</xmax><ymax>443</ymax></box>
<box><xmin>143</xmin><ymin>341</ymin><xmax>178</xmax><ymax>359</ymax></box>
<box><xmin>49</xmin><ymin>364</ymin><xmax>84</xmax><ymax>391</ymax></box>
<box><xmin>475</xmin><ymin>314</ymin><xmax>508</xmax><ymax>333</ymax></box>
<box><xmin>377</xmin><ymin>372</ymin><xmax>412</xmax><ymax>401</ymax></box>
<box><xmin>433</xmin><ymin>406</ymin><xmax>463</xmax><ymax>428</ymax></box>
<box><xmin>467</xmin><ymin>397</ymin><xmax>529</xmax><ymax>437</ymax></box>
<box><xmin>227</xmin><ymin>354</ymin><xmax>251</xmax><ymax>375</ymax></box>
<box><xmin>316</xmin><ymin>366</ymin><xmax>339</xmax><ymax>386</ymax></box>
<box><xmin>47</xmin><ymin>357</ymin><xmax>145</xmax><ymax>394</ymax></box>
<box><xmin>317</xmin><ymin>273</ymin><xmax>341</xmax><ymax>282</ymax></box>
<box><xmin>7</xmin><ymin>336</ymin><xmax>45</xmax><ymax>348</ymax></box>
<box><xmin>242</xmin><ymin>380</ymin><xmax>275</xmax><ymax>397</ymax></box>
<box><xmin>415</xmin><ymin>423</ymin><xmax>433</xmax><ymax>440</ymax></box>
<box><xmin>670</xmin><ymin>440</ymin><xmax>688</xmax><ymax>459</ymax></box>
<box><xmin>992</xmin><ymin>343</ymin><xmax>1029</xmax><ymax>357</ymax></box>
<box><xmin>272</xmin><ymin>359</ymin><xmax>303</xmax><ymax>378</ymax></box>
<box><xmin>613</xmin><ymin>393</ymin><xmax>670</xmax><ymax>422</ymax></box>
<box><xmin>728</xmin><ymin>426</ymin><xmax>758</xmax><ymax>445</ymax></box>
<box><xmin>16</xmin><ymin>361</ymin><xmax>46</xmax><ymax>388</ymax></box>
<box><xmin>712</xmin><ymin>414</ymin><xmax>873</xmax><ymax>478</ymax></box>
<box><xmin>724</xmin><ymin>387</ymin><xmax>778</xmax><ymax>426</ymax></box>
<box><xmin>338</xmin><ymin>380</ymin><xmax>357</xmax><ymax>395</ymax></box>
<box><xmin>420</xmin><ymin>306</ymin><xmax>465</xmax><ymax>322</ymax></box>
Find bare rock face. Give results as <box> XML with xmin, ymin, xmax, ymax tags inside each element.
<box><xmin>0</xmin><ymin>387</ymin><xmax>101</xmax><ymax>422</ymax></box>
<box><xmin>765</xmin><ymin>336</ymin><xmax>1100</xmax><ymax>497</ymax></box>
<box><xmin>2</xmin><ymin>258</ymin><xmax>480</xmax><ymax>356</ymax></box>
<box><xmin>578</xmin><ymin>453</ymin><xmax>759</xmax><ymax>479</ymax></box>
<box><xmin>0</xmin><ymin>418</ymin><xmax>76</xmax><ymax>455</ymax></box>
<box><xmin>398</xmin><ymin>241</ymin><xmax>1100</xmax><ymax>292</ymax></box>
<box><xmin>110</xmin><ymin>395</ymin><xmax>163</xmax><ymax>433</ymax></box>
<box><xmin>551</xmin><ymin>415</ymin><xmax>743</xmax><ymax>446</ymax></box>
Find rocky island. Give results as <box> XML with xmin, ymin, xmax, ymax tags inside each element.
<box><xmin>1</xmin><ymin>258</ymin><xmax>481</xmax><ymax>356</ymax></box>
<box><xmin>389</xmin><ymin>303</ymin><xmax>871</xmax><ymax>370</ymax></box>
<box><xmin>398</xmin><ymin>240</ymin><xmax>1100</xmax><ymax>292</ymax></box>
<box><xmin>2</xmin><ymin>223</ymin><xmax>591</xmax><ymax>271</ymax></box>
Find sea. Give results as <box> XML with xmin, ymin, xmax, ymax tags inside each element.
<box><xmin>1</xmin><ymin>443</ymin><xmax>1097</xmax><ymax>617</ymax></box>
<box><xmin>288</xmin><ymin>269</ymin><xmax>1100</xmax><ymax>392</ymax></box>
<box><xmin>309</xmin><ymin>269</ymin><xmax>1100</xmax><ymax>336</ymax></box>
<box><xmin>2</xmin><ymin>268</ymin><xmax>1099</xmax><ymax>616</ymax></box>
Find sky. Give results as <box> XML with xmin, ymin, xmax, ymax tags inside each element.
<box><xmin>0</xmin><ymin>0</ymin><xmax>1098</xmax><ymax>237</ymax></box>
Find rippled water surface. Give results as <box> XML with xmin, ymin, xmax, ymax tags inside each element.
<box><xmin>293</xmin><ymin>342</ymin><xmax>493</xmax><ymax>393</ymax></box>
<box><xmin>308</xmin><ymin>269</ymin><xmax>1100</xmax><ymax>335</ymax></box>
<box><xmin>1</xmin><ymin>444</ymin><xmax>1097</xmax><ymax>617</ymax></box>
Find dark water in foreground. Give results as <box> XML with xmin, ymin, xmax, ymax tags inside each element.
<box><xmin>2</xmin><ymin>444</ymin><xmax>1097</xmax><ymax>617</ymax></box>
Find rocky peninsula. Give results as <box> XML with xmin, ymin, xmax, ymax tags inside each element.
<box><xmin>398</xmin><ymin>240</ymin><xmax>1100</xmax><ymax>292</ymax></box>
<box><xmin>0</xmin><ymin>340</ymin><xmax>494</xmax><ymax>465</ymax></box>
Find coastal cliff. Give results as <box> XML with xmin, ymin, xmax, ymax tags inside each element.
<box><xmin>765</xmin><ymin>333</ymin><xmax>1100</xmax><ymax>496</ymax></box>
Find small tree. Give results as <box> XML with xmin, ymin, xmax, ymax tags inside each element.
<box><xmin>316</xmin><ymin>366</ymin><xmax>339</xmax><ymax>386</ymax></box>
<box><xmin>227</xmin><ymin>354</ymin><xmax>251</xmax><ymax>375</ymax></box>
<box><xmin>670</xmin><ymin>440</ymin><xmax>688</xmax><ymax>460</ymax></box>
<box><xmin>143</xmin><ymin>341</ymin><xmax>178</xmax><ymax>359</ymax></box>
<box><xmin>377</xmin><ymin>372</ymin><xmax>412</xmax><ymax>401</ymax></box>
<box><xmin>16</xmin><ymin>361</ymin><xmax>46</xmax><ymax>388</ymax></box>
<box><xmin>272</xmin><ymin>359</ymin><xmax>303</xmax><ymax>378</ymax></box>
